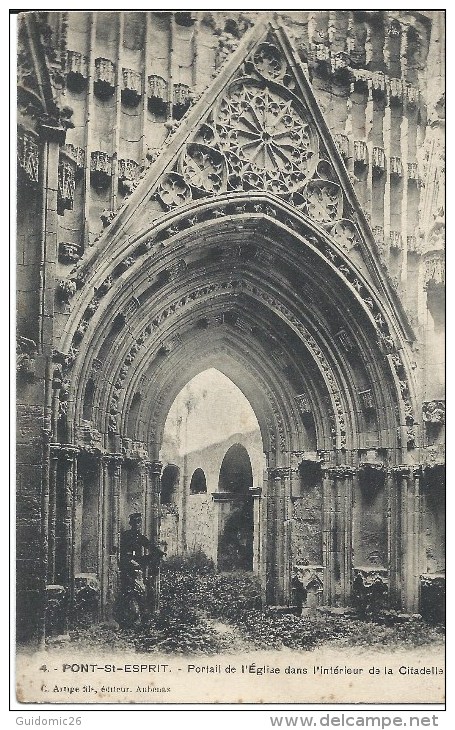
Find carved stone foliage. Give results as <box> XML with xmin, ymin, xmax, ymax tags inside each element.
<box><xmin>148</xmin><ymin>75</ymin><xmax>168</xmax><ymax>115</ymax></box>
<box><xmin>57</xmin><ymin>158</ymin><xmax>76</xmax><ymax>214</ymax></box>
<box><xmin>423</xmin><ymin>253</ymin><xmax>445</xmax><ymax>291</ymax></box>
<box><xmin>422</xmin><ymin>400</ymin><xmax>445</xmax><ymax>425</ymax></box>
<box><xmin>59</xmin><ymin>242</ymin><xmax>82</xmax><ymax>264</ymax></box>
<box><xmin>122</xmin><ymin>438</ymin><xmax>149</xmax><ymax>461</ymax></box>
<box><xmin>90</xmin><ymin>152</ymin><xmax>112</xmax><ymax>190</ymax></box>
<box><xmin>17</xmin><ymin>336</ymin><xmax>37</xmax><ymax>381</ymax></box>
<box><xmin>66</xmin><ymin>50</ymin><xmax>88</xmax><ymax>92</ymax></box>
<box><xmin>121</xmin><ymin>68</ymin><xmax>142</xmax><ymax>107</ymax></box>
<box><xmin>94</xmin><ymin>58</ymin><xmax>115</xmax><ymax>99</ymax></box>
<box><xmin>295</xmin><ymin>393</ymin><xmax>311</xmax><ymax>415</ymax></box>
<box><xmin>75</xmin><ymin>421</ymin><xmax>103</xmax><ymax>453</ymax></box>
<box><xmin>352</xmin><ymin>567</ymin><xmax>388</xmax><ymax>614</ymax></box>
<box><xmin>17</xmin><ymin>130</ymin><xmax>39</xmax><ymax>185</ymax></box>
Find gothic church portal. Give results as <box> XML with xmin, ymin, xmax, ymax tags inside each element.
<box><xmin>16</xmin><ymin>11</ymin><xmax>445</xmax><ymax>643</ymax></box>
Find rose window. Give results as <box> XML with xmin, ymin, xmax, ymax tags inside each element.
<box><xmin>215</xmin><ymin>81</ymin><xmax>318</xmax><ymax>193</ymax></box>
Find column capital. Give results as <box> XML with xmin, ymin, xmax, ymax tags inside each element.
<box><xmin>148</xmin><ymin>460</ymin><xmax>163</xmax><ymax>477</ymax></box>
<box><xmin>391</xmin><ymin>465</ymin><xmax>421</xmax><ymax>478</ymax></box>
<box><xmin>358</xmin><ymin>461</ymin><xmax>386</xmax><ymax>473</ymax></box>
<box><xmin>267</xmin><ymin>466</ymin><xmax>291</xmax><ymax>480</ymax></box>
<box><xmin>58</xmin><ymin>444</ymin><xmax>79</xmax><ymax>461</ymax></box>
<box><xmin>249</xmin><ymin>486</ymin><xmax>262</xmax><ymax>498</ymax></box>
<box><xmin>323</xmin><ymin>465</ymin><xmax>356</xmax><ymax>478</ymax></box>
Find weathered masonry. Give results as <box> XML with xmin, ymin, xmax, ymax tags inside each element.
<box><xmin>16</xmin><ymin>11</ymin><xmax>445</xmax><ymax>643</ymax></box>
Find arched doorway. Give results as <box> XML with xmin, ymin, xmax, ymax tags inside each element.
<box><xmin>160</xmin><ymin>368</ymin><xmax>264</xmax><ymax>566</ymax></box>
<box><xmin>217</xmin><ymin>444</ymin><xmax>254</xmax><ymax>571</ymax></box>
<box><xmin>189</xmin><ymin>468</ymin><xmax>207</xmax><ymax>494</ymax></box>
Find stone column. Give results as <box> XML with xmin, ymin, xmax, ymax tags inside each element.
<box><xmin>387</xmin><ymin>468</ymin><xmax>400</xmax><ymax>607</ymax></box>
<box><xmin>61</xmin><ymin>446</ymin><xmax>78</xmax><ymax>627</ymax></box>
<box><xmin>48</xmin><ymin>448</ymin><xmax>59</xmax><ymax>584</ymax></box>
<box><xmin>148</xmin><ymin>460</ymin><xmax>163</xmax><ymax>611</ymax></box>
<box><xmin>339</xmin><ymin>467</ymin><xmax>355</xmax><ymax>606</ymax></box>
<box><xmin>250</xmin><ymin>487</ymin><xmax>262</xmax><ymax>575</ymax></box>
<box><xmin>111</xmin><ymin>456</ymin><xmax>123</xmax><ymax>557</ymax></box>
<box><xmin>322</xmin><ymin>466</ymin><xmax>355</xmax><ymax>606</ymax></box>
<box><xmin>322</xmin><ymin>466</ymin><xmax>335</xmax><ymax>604</ymax></box>
<box><xmin>99</xmin><ymin>455</ymin><xmax>110</xmax><ymax>617</ymax></box>
<box><xmin>391</xmin><ymin>465</ymin><xmax>422</xmax><ymax>613</ymax></box>
<box><xmin>139</xmin><ymin>460</ymin><xmax>148</xmax><ymax>527</ymax></box>
<box><xmin>265</xmin><ymin>466</ymin><xmax>290</xmax><ymax>605</ymax></box>
<box><xmin>107</xmin><ymin>455</ymin><xmax>123</xmax><ymax>615</ymax></box>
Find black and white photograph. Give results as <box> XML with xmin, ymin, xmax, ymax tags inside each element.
<box><xmin>15</xmin><ymin>8</ymin><xmax>445</xmax><ymax>708</ymax></box>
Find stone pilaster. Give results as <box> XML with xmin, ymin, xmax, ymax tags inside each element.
<box><xmin>391</xmin><ymin>465</ymin><xmax>422</xmax><ymax>612</ymax></box>
<box><xmin>250</xmin><ymin>487</ymin><xmax>262</xmax><ymax>575</ymax></box>
<box><xmin>265</xmin><ymin>466</ymin><xmax>291</xmax><ymax>604</ymax></box>
<box><xmin>148</xmin><ymin>460</ymin><xmax>162</xmax><ymax>611</ymax></box>
<box><xmin>322</xmin><ymin>465</ymin><xmax>355</xmax><ymax>605</ymax></box>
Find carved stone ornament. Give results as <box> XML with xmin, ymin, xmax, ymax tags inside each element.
<box><xmin>17</xmin><ymin>336</ymin><xmax>37</xmax><ymax>381</ymax></box>
<box><xmin>389</xmin><ymin>231</ymin><xmax>402</xmax><ymax>250</ymax></box>
<box><xmin>295</xmin><ymin>393</ymin><xmax>311</xmax><ymax>415</ymax></box>
<box><xmin>354</xmin><ymin>140</ymin><xmax>368</xmax><ymax>166</ymax></box>
<box><xmin>59</xmin><ymin>242</ymin><xmax>81</xmax><ymax>264</ymax></box>
<box><xmin>121</xmin><ymin>68</ymin><xmax>142</xmax><ymax>107</ymax></box>
<box><xmin>372</xmin><ymin>146</ymin><xmax>386</xmax><ymax>173</ymax></box>
<box><xmin>157</xmin><ymin>172</ymin><xmax>192</xmax><ymax>210</ymax></box>
<box><xmin>94</xmin><ymin>58</ymin><xmax>115</xmax><ymax>99</ymax></box>
<box><xmin>423</xmin><ymin>254</ymin><xmax>445</xmax><ymax>290</ymax></box>
<box><xmin>334</xmin><ymin>133</ymin><xmax>349</xmax><ymax>161</ymax></box>
<box><xmin>90</xmin><ymin>151</ymin><xmax>112</xmax><ymax>190</ymax></box>
<box><xmin>390</xmin><ymin>156</ymin><xmax>403</xmax><ymax>177</ymax></box>
<box><xmin>335</xmin><ymin>328</ymin><xmax>353</xmax><ymax>352</ymax></box>
<box><xmin>57</xmin><ymin>278</ymin><xmax>77</xmax><ymax>302</ymax></box>
<box><xmin>57</xmin><ymin>158</ymin><xmax>76</xmax><ymax>214</ymax></box>
<box><xmin>181</xmin><ymin>144</ymin><xmax>226</xmax><ymax>196</ymax></box>
<box><xmin>63</xmin><ymin>143</ymin><xmax>85</xmax><ymax>170</ymax></box>
<box><xmin>422</xmin><ymin>400</ymin><xmax>445</xmax><ymax>425</ymax></box>
<box><xmin>358</xmin><ymin>389</ymin><xmax>374</xmax><ymax>411</ymax></box>
<box><xmin>122</xmin><ymin>439</ymin><xmax>149</xmax><ymax>461</ymax></box>
<box><xmin>253</xmin><ymin>42</ymin><xmax>287</xmax><ymax>81</ymax></box>
<box><xmin>301</xmin><ymin>179</ymin><xmax>343</xmax><ymax>225</ymax></box>
<box><xmin>66</xmin><ymin>50</ymin><xmax>88</xmax><ymax>92</ymax></box>
<box><xmin>173</xmin><ymin>83</ymin><xmax>191</xmax><ymax>119</ymax></box>
<box><xmin>18</xmin><ymin>130</ymin><xmax>39</xmax><ymax>184</ymax></box>
<box><xmin>148</xmin><ymin>75</ymin><xmax>168</xmax><ymax>115</ymax></box>
<box><xmin>268</xmin><ymin>466</ymin><xmax>290</xmax><ymax>480</ymax></box>
<box><xmin>75</xmin><ymin>421</ymin><xmax>103</xmax><ymax>452</ymax></box>
<box><xmin>214</xmin><ymin>79</ymin><xmax>319</xmax><ymax>194</ymax></box>
<box><xmin>118</xmin><ymin>158</ymin><xmax>140</xmax><ymax>184</ymax></box>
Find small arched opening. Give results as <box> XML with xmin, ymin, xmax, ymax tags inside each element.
<box><xmin>189</xmin><ymin>468</ymin><xmax>207</xmax><ymax>494</ymax></box>
<box><xmin>161</xmin><ymin>464</ymin><xmax>180</xmax><ymax>504</ymax></box>
<box><xmin>217</xmin><ymin>443</ymin><xmax>254</xmax><ymax>572</ymax></box>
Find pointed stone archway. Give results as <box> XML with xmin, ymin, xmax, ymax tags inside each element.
<box><xmin>44</xmin><ymin>19</ymin><xmax>423</xmax><ymax>626</ymax></box>
<box><xmin>51</xmin><ymin>188</ymin><xmax>419</xmax><ymax>616</ymax></box>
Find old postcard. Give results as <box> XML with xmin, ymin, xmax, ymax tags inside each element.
<box><xmin>15</xmin><ymin>9</ymin><xmax>445</xmax><ymax>706</ymax></box>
